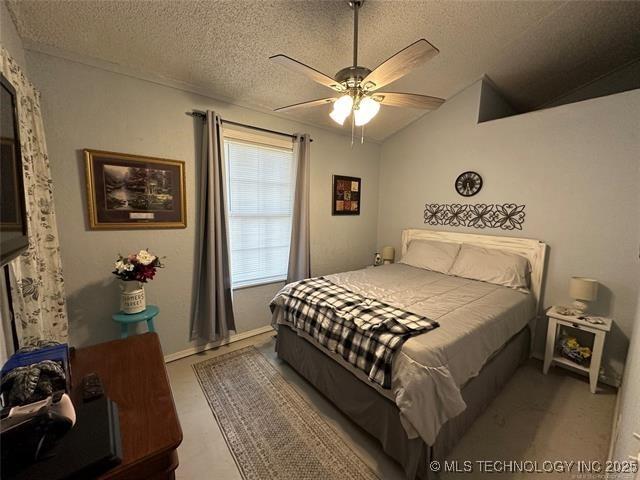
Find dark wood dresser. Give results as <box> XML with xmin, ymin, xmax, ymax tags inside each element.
<box><xmin>70</xmin><ymin>333</ymin><xmax>182</xmax><ymax>479</ymax></box>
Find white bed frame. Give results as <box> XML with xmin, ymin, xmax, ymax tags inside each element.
<box><xmin>401</xmin><ymin>229</ymin><xmax>548</xmax><ymax>315</ymax></box>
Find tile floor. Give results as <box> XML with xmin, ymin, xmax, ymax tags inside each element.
<box><xmin>166</xmin><ymin>331</ymin><xmax>617</xmax><ymax>479</ymax></box>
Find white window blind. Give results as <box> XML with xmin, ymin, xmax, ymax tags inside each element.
<box><xmin>224</xmin><ymin>138</ymin><xmax>295</xmax><ymax>288</ymax></box>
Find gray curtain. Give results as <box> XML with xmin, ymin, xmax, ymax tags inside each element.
<box><xmin>191</xmin><ymin>111</ymin><xmax>236</xmax><ymax>341</ymax></box>
<box><xmin>287</xmin><ymin>134</ymin><xmax>311</xmax><ymax>283</ymax></box>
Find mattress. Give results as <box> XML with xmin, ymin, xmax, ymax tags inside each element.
<box><xmin>271</xmin><ymin>263</ymin><xmax>536</xmax><ymax>445</ymax></box>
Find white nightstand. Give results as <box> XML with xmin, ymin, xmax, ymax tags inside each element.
<box><xmin>543</xmin><ymin>306</ymin><xmax>612</xmax><ymax>393</ymax></box>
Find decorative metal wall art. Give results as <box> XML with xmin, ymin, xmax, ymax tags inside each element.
<box><xmin>424</xmin><ymin>203</ymin><xmax>526</xmax><ymax>230</ymax></box>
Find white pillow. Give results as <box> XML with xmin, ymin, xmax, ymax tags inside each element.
<box><xmin>448</xmin><ymin>244</ymin><xmax>530</xmax><ymax>289</ymax></box>
<box><xmin>399</xmin><ymin>239</ymin><xmax>461</xmax><ymax>274</ymax></box>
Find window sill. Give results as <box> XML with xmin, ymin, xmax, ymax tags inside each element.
<box><xmin>232</xmin><ymin>277</ymin><xmax>287</xmax><ymax>291</ymax></box>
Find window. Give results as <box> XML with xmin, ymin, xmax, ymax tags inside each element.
<box><xmin>224</xmin><ymin>133</ymin><xmax>295</xmax><ymax>288</ymax></box>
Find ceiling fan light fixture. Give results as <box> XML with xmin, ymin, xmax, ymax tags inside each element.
<box><xmin>330</xmin><ymin>94</ymin><xmax>354</xmax><ymax>125</ymax></box>
<box><xmin>354</xmin><ymin>96</ymin><xmax>380</xmax><ymax>126</ymax></box>
<box><xmin>333</xmin><ymin>94</ymin><xmax>354</xmax><ymax>115</ymax></box>
<box><xmin>330</xmin><ymin>109</ymin><xmax>350</xmax><ymax>125</ymax></box>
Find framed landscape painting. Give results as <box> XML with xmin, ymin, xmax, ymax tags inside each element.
<box><xmin>84</xmin><ymin>149</ymin><xmax>186</xmax><ymax>229</ymax></box>
<box><xmin>332</xmin><ymin>175</ymin><xmax>361</xmax><ymax>216</ymax></box>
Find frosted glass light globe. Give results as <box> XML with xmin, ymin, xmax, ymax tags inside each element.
<box><xmin>330</xmin><ymin>95</ymin><xmax>354</xmax><ymax>125</ymax></box>
<box><xmin>354</xmin><ymin>97</ymin><xmax>380</xmax><ymax>126</ymax></box>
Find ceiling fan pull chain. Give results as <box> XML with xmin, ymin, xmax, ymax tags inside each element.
<box><xmin>351</xmin><ymin>114</ymin><xmax>355</xmax><ymax>148</ymax></box>
<box><xmin>361</xmin><ymin>125</ymin><xmax>364</xmax><ymax>144</ymax></box>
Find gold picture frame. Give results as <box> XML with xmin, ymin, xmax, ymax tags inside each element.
<box><xmin>84</xmin><ymin>149</ymin><xmax>186</xmax><ymax>229</ymax></box>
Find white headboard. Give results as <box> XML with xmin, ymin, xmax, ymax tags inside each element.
<box><xmin>401</xmin><ymin>229</ymin><xmax>548</xmax><ymax>314</ymax></box>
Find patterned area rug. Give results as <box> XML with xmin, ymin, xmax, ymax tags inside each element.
<box><xmin>193</xmin><ymin>346</ymin><xmax>379</xmax><ymax>480</ymax></box>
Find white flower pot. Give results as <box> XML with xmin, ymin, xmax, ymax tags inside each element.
<box><xmin>120</xmin><ymin>281</ymin><xmax>146</xmax><ymax>314</ymax></box>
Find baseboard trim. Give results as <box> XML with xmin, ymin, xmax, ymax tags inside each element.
<box><xmin>531</xmin><ymin>352</ymin><xmax>620</xmax><ymax>388</ymax></box>
<box><xmin>164</xmin><ymin>325</ymin><xmax>275</xmax><ymax>363</ymax></box>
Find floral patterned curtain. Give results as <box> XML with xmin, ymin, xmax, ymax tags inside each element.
<box><xmin>1</xmin><ymin>48</ymin><xmax>68</xmax><ymax>345</ymax></box>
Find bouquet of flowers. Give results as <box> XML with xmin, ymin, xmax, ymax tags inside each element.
<box><xmin>112</xmin><ymin>249</ymin><xmax>163</xmax><ymax>283</ymax></box>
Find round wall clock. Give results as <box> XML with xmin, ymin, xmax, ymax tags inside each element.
<box><xmin>455</xmin><ymin>171</ymin><xmax>483</xmax><ymax>197</ymax></box>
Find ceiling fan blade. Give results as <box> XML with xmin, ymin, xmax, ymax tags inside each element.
<box><xmin>373</xmin><ymin>92</ymin><xmax>444</xmax><ymax>109</ymax></box>
<box><xmin>361</xmin><ymin>39</ymin><xmax>439</xmax><ymax>92</ymax></box>
<box><xmin>274</xmin><ymin>98</ymin><xmax>338</xmax><ymax>113</ymax></box>
<box><xmin>270</xmin><ymin>54</ymin><xmax>344</xmax><ymax>92</ymax></box>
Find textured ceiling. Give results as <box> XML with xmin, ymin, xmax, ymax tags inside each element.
<box><xmin>7</xmin><ymin>0</ymin><xmax>640</xmax><ymax>141</ymax></box>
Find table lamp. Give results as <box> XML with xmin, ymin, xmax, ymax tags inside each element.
<box><xmin>569</xmin><ymin>277</ymin><xmax>598</xmax><ymax>314</ymax></box>
<box><xmin>381</xmin><ymin>246</ymin><xmax>395</xmax><ymax>265</ymax></box>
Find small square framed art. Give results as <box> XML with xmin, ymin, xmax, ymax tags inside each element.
<box><xmin>332</xmin><ymin>175</ymin><xmax>361</xmax><ymax>216</ymax></box>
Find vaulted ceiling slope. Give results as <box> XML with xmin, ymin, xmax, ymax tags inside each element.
<box><xmin>7</xmin><ymin>0</ymin><xmax>640</xmax><ymax>141</ymax></box>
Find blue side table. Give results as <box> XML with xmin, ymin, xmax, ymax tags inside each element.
<box><xmin>112</xmin><ymin>305</ymin><xmax>159</xmax><ymax>339</ymax></box>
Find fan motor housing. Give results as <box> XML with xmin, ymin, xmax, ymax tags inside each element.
<box><xmin>347</xmin><ymin>0</ymin><xmax>365</xmax><ymax>8</ymax></box>
<box><xmin>335</xmin><ymin>66</ymin><xmax>372</xmax><ymax>88</ymax></box>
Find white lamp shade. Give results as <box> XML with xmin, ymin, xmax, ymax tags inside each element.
<box><xmin>569</xmin><ymin>277</ymin><xmax>598</xmax><ymax>301</ymax></box>
<box><xmin>381</xmin><ymin>246</ymin><xmax>395</xmax><ymax>262</ymax></box>
<box><xmin>354</xmin><ymin>97</ymin><xmax>380</xmax><ymax>126</ymax></box>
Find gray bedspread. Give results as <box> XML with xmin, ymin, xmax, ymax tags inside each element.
<box><xmin>271</xmin><ymin>263</ymin><xmax>535</xmax><ymax>445</ymax></box>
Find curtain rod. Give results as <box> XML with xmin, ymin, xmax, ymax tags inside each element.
<box><xmin>186</xmin><ymin>110</ymin><xmax>313</xmax><ymax>142</ymax></box>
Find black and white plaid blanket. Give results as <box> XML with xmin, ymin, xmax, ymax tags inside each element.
<box><xmin>271</xmin><ymin>277</ymin><xmax>439</xmax><ymax>388</ymax></box>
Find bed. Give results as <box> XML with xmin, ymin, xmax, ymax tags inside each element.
<box><xmin>271</xmin><ymin>229</ymin><xmax>547</xmax><ymax>479</ymax></box>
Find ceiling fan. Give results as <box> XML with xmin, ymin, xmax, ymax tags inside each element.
<box><xmin>270</xmin><ymin>0</ymin><xmax>444</xmax><ymax>134</ymax></box>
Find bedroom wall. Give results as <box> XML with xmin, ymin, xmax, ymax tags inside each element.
<box><xmin>611</xmin><ymin>293</ymin><xmax>640</xmax><ymax>464</ymax></box>
<box><xmin>542</xmin><ymin>58</ymin><xmax>640</xmax><ymax>110</ymax></box>
<box><xmin>377</xmin><ymin>79</ymin><xmax>640</xmax><ymax>385</ymax></box>
<box><xmin>23</xmin><ymin>49</ymin><xmax>381</xmax><ymax>357</ymax></box>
